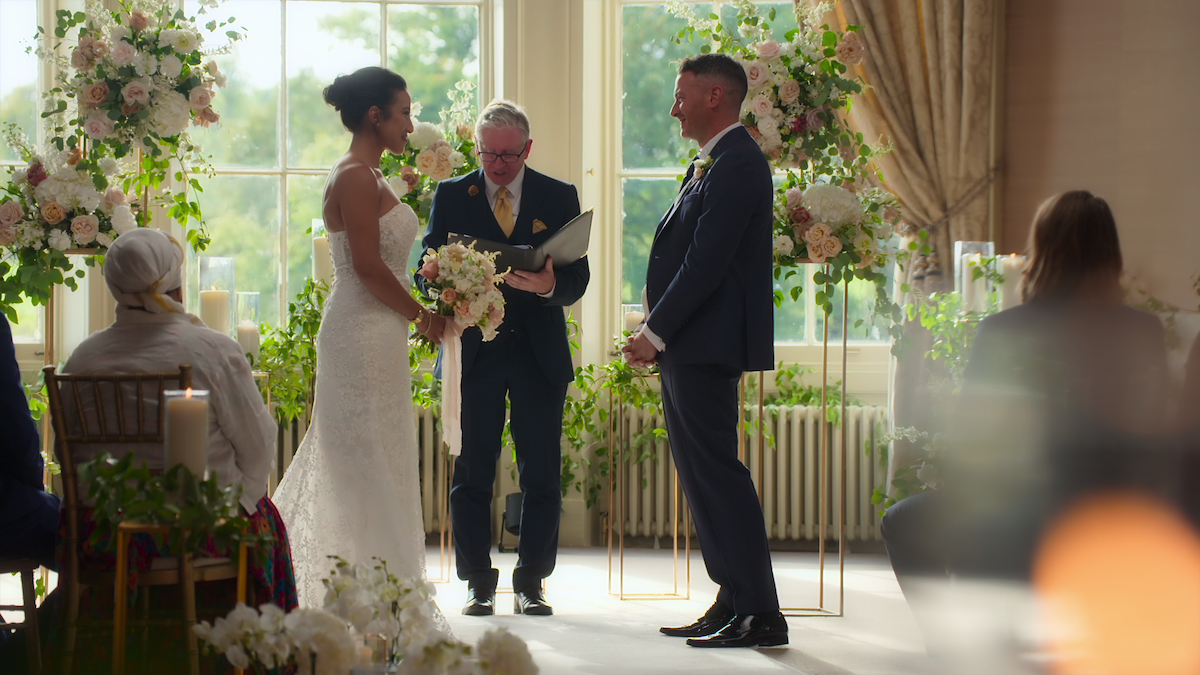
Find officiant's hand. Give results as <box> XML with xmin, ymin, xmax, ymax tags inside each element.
<box><xmin>505</xmin><ymin>257</ymin><xmax>555</xmax><ymax>295</ymax></box>
<box><xmin>622</xmin><ymin>331</ymin><xmax>658</xmax><ymax>368</ymax></box>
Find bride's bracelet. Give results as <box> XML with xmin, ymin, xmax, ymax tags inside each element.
<box><xmin>413</xmin><ymin>308</ymin><xmax>431</xmax><ymax>332</ymax></box>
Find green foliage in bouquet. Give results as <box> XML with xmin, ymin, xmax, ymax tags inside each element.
<box><xmin>79</xmin><ymin>452</ymin><xmax>268</xmax><ymax>557</ymax></box>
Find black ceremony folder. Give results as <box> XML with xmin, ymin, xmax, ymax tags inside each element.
<box><xmin>448</xmin><ymin>209</ymin><xmax>593</xmax><ymax>272</ymax></box>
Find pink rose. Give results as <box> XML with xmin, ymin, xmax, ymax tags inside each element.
<box><xmin>746</xmin><ymin>126</ymin><xmax>763</xmax><ymax>145</ymax></box>
<box><xmin>456</xmin><ymin>124</ymin><xmax>474</xmax><ymax>142</ymax></box>
<box><xmin>78</xmin><ymin>35</ymin><xmax>108</xmax><ymax>60</ymax></box>
<box><xmin>194</xmin><ymin>107</ymin><xmax>221</xmax><ymax>128</ymax></box>
<box><xmin>189</xmin><ymin>86</ymin><xmax>215</xmax><ymax>111</ymax></box>
<box><xmin>41</xmin><ymin>202</ymin><xmax>66</xmax><ymax>225</ymax></box>
<box><xmin>0</xmin><ymin>223</ymin><xmax>17</xmax><ymax>247</ymax></box>
<box><xmin>750</xmin><ymin>94</ymin><xmax>775</xmax><ymax>119</ymax></box>
<box><xmin>82</xmin><ymin>82</ymin><xmax>110</xmax><ymax>107</ymax></box>
<box><xmin>83</xmin><ymin>111</ymin><xmax>115</xmax><ymax>140</ymax></box>
<box><xmin>70</xmin><ymin>214</ymin><xmax>99</xmax><ymax>244</ymax></box>
<box><xmin>26</xmin><ymin>163</ymin><xmax>47</xmax><ymax>187</ymax></box>
<box><xmin>453</xmin><ymin>302</ymin><xmax>471</xmax><ymax>318</ymax></box>
<box><xmin>790</xmin><ymin>206</ymin><xmax>814</xmax><ymax>225</ymax></box>
<box><xmin>743</xmin><ymin>61</ymin><xmax>769</xmax><ymax>89</ymax></box>
<box><xmin>110</xmin><ymin>41</ymin><xmax>137</xmax><ymax>67</ymax></box>
<box><xmin>836</xmin><ymin>31</ymin><xmax>866</xmax><ymax>66</ymax></box>
<box><xmin>755</xmin><ymin>40</ymin><xmax>782</xmax><ymax>60</ymax></box>
<box><xmin>401</xmin><ymin>167</ymin><xmax>420</xmax><ymax>190</ymax></box>
<box><xmin>71</xmin><ymin>49</ymin><xmax>92</xmax><ymax>70</ymax></box>
<box><xmin>821</xmin><ymin>235</ymin><xmax>843</xmax><ymax>258</ymax></box>
<box><xmin>419</xmin><ymin>257</ymin><xmax>440</xmax><ymax>281</ymax></box>
<box><xmin>104</xmin><ymin>187</ymin><xmax>127</xmax><ymax>208</ymax></box>
<box><xmin>440</xmin><ymin>288</ymin><xmax>459</xmax><ymax>303</ymax></box>
<box><xmin>128</xmin><ymin>11</ymin><xmax>149</xmax><ymax>31</ymax></box>
<box><xmin>805</xmin><ymin>107</ymin><xmax>825</xmax><ymax>132</ymax></box>
<box><xmin>0</xmin><ymin>200</ymin><xmax>24</xmax><ymax>227</ymax></box>
<box><xmin>121</xmin><ymin>79</ymin><xmax>150</xmax><ymax>105</ymax></box>
<box><xmin>67</xmin><ymin>147</ymin><xmax>83</xmax><ymax>166</ymax></box>
<box><xmin>793</xmin><ymin>223</ymin><xmax>812</xmax><ymax>242</ymax></box>
<box><xmin>120</xmin><ymin>102</ymin><xmax>141</xmax><ymax>116</ymax></box>
<box><xmin>779</xmin><ymin>79</ymin><xmax>802</xmax><ymax>104</ymax></box>
<box><xmin>784</xmin><ymin>188</ymin><xmax>803</xmax><ymax>211</ymax></box>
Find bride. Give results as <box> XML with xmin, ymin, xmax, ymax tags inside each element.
<box><xmin>274</xmin><ymin>66</ymin><xmax>449</xmax><ymax>617</ymax></box>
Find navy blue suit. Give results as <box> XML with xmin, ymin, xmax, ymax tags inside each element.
<box><xmin>420</xmin><ymin>167</ymin><xmax>589</xmax><ymax>589</ymax></box>
<box><xmin>645</xmin><ymin>126</ymin><xmax>779</xmax><ymax>615</ymax></box>
<box><xmin>0</xmin><ymin>317</ymin><xmax>59</xmax><ymax>570</ymax></box>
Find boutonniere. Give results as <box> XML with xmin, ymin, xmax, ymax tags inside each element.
<box><xmin>532</xmin><ymin>219</ymin><xmax>547</xmax><ymax>234</ymax></box>
<box><xmin>692</xmin><ymin>155</ymin><xmax>714</xmax><ymax>180</ymax></box>
<box><xmin>468</xmin><ymin>184</ymin><xmax>480</xmax><ymax>197</ymax></box>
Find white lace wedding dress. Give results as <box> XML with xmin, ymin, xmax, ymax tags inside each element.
<box><xmin>275</xmin><ymin>203</ymin><xmax>449</xmax><ymax>630</ymax></box>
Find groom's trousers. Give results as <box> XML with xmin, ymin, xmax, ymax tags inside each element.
<box><xmin>451</xmin><ymin>326</ymin><xmax>567</xmax><ymax>590</ymax></box>
<box><xmin>660</xmin><ymin>363</ymin><xmax>780</xmax><ymax>615</ymax></box>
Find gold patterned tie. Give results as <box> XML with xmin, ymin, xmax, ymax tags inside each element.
<box><xmin>494</xmin><ymin>186</ymin><xmax>514</xmax><ymax>238</ymax></box>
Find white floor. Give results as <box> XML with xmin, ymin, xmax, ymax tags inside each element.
<box><xmin>1</xmin><ymin>548</ymin><xmax>934</xmax><ymax>674</ymax></box>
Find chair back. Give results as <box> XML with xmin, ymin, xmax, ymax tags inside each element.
<box><xmin>42</xmin><ymin>364</ymin><xmax>193</xmax><ymax>583</ymax></box>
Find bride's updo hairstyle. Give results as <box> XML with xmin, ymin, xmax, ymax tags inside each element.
<box><xmin>1021</xmin><ymin>190</ymin><xmax>1123</xmax><ymax>303</ymax></box>
<box><xmin>323</xmin><ymin>66</ymin><xmax>408</xmax><ymax>132</ymax></box>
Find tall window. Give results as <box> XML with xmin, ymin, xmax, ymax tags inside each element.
<box><xmin>185</xmin><ymin>0</ymin><xmax>486</xmax><ymax>325</ymax></box>
<box><xmin>1</xmin><ymin>0</ymin><xmax>42</xmax><ymax>342</ymax></box>
<box><xmin>618</xmin><ymin>1</ymin><xmax>889</xmax><ymax>344</ymax></box>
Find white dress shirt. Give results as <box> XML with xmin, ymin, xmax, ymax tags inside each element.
<box><xmin>63</xmin><ymin>309</ymin><xmax>276</xmax><ymax>513</ymax></box>
<box><xmin>641</xmin><ymin>122</ymin><xmax>744</xmax><ymax>352</ymax></box>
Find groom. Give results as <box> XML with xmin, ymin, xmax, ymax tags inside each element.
<box><xmin>420</xmin><ymin>100</ymin><xmax>589</xmax><ymax>617</ymax></box>
<box><xmin>623</xmin><ymin>53</ymin><xmax>787</xmax><ymax>648</ymax></box>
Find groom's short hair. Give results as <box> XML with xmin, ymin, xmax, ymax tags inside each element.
<box><xmin>679</xmin><ymin>53</ymin><xmax>749</xmax><ymax>111</ymax></box>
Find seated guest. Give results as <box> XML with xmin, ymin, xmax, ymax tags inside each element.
<box><xmin>39</xmin><ymin>228</ymin><xmax>296</xmax><ymax>672</ymax></box>
<box><xmin>0</xmin><ymin>316</ymin><xmax>60</xmax><ymax>571</ymax></box>
<box><xmin>883</xmin><ymin>190</ymin><xmax>1169</xmax><ymax>640</ymax></box>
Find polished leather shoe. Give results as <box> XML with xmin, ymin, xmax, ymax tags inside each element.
<box><xmin>660</xmin><ymin>600</ymin><xmax>735</xmax><ymax>638</ymax></box>
<box><xmin>462</xmin><ymin>569</ymin><xmax>499</xmax><ymax>616</ymax></box>
<box><xmin>686</xmin><ymin>613</ymin><xmax>789</xmax><ymax>648</ymax></box>
<box><xmin>513</xmin><ymin>586</ymin><xmax>553</xmax><ymax>616</ymax></box>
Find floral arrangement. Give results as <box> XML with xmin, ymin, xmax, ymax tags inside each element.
<box><xmin>417</xmin><ymin>242</ymin><xmax>506</xmax><ymax>341</ymax></box>
<box><xmin>666</xmin><ymin>1</ymin><xmax>906</xmax><ymax>321</ymax></box>
<box><xmin>381</xmin><ymin>81</ymin><xmax>481</xmax><ymax>224</ymax></box>
<box><xmin>321</xmin><ymin>556</ymin><xmax>440</xmax><ymax>659</ymax></box>
<box><xmin>0</xmin><ymin>124</ymin><xmax>140</xmax><ymax>317</ymax></box>
<box><xmin>195</xmin><ymin>603</ymin><xmax>357</xmax><ymax>675</ymax></box>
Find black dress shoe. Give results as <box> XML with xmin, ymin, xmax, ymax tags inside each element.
<box><xmin>686</xmin><ymin>613</ymin><xmax>789</xmax><ymax>648</ymax></box>
<box><xmin>513</xmin><ymin>586</ymin><xmax>553</xmax><ymax>616</ymax></box>
<box><xmin>660</xmin><ymin>600</ymin><xmax>735</xmax><ymax>638</ymax></box>
<box><xmin>462</xmin><ymin>569</ymin><xmax>499</xmax><ymax>616</ymax></box>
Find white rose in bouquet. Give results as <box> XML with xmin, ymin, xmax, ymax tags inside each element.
<box><xmin>388</xmin><ymin>175</ymin><xmax>411</xmax><ymax>197</ymax></box>
<box><xmin>773</xmin><ymin>234</ymin><xmax>794</xmax><ymax>256</ymax></box>
<box><xmin>111</xmin><ymin>205</ymin><xmax>137</xmax><ymax>234</ymax></box>
<box><xmin>48</xmin><ymin>229</ymin><xmax>72</xmax><ymax>251</ymax></box>
<box><xmin>408</xmin><ymin>121</ymin><xmax>444</xmax><ymax>150</ymax></box>
<box><xmin>158</xmin><ymin>54</ymin><xmax>183</xmax><ymax>80</ymax></box>
<box><xmin>415</xmin><ymin>149</ymin><xmax>439</xmax><ymax>175</ymax></box>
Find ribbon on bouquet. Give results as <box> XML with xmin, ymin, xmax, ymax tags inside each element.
<box><xmin>442</xmin><ymin>320</ymin><xmax>466</xmax><ymax>456</ymax></box>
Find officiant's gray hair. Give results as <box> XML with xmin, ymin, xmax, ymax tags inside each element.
<box><xmin>476</xmin><ymin>100</ymin><xmax>531</xmax><ymax>143</ymax></box>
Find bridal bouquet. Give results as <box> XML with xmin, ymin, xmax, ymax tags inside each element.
<box><xmin>417</xmin><ymin>242</ymin><xmax>506</xmax><ymax>342</ymax></box>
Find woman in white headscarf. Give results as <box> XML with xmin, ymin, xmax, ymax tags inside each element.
<box><xmin>53</xmin><ymin>229</ymin><xmax>298</xmax><ymax>636</ymax></box>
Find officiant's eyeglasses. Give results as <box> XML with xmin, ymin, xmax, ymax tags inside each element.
<box><xmin>478</xmin><ymin>142</ymin><xmax>530</xmax><ymax>164</ymax></box>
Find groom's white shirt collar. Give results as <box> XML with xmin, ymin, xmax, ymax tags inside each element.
<box><xmin>483</xmin><ymin>165</ymin><xmax>526</xmax><ymax>217</ymax></box>
<box><xmin>698</xmin><ymin>122</ymin><xmax>743</xmax><ymax>159</ymax></box>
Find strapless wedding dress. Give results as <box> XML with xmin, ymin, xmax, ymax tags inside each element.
<box><xmin>275</xmin><ymin>203</ymin><xmax>448</xmax><ymax>630</ymax></box>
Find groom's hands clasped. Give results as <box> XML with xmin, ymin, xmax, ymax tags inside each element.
<box><xmin>622</xmin><ymin>331</ymin><xmax>659</xmax><ymax>368</ymax></box>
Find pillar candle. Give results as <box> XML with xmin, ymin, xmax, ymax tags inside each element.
<box><xmin>624</xmin><ymin>311</ymin><xmax>645</xmax><ymax>333</ymax></box>
<box><xmin>961</xmin><ymin>253</ymin><xmax>988</xmax><ymax>313</ymax></box>
<box><xmin>236</xmin><ymin>320</ymin><xmax>260</xmax><ymax>363</ymax></box>
<box><xmin>999</xmin><ymin>254</ymin><xmax>1027</xmax><ymax>311</ymax></box>
<box><xmin>313</xmin><ymin>236</ymin><xmax>335</xmax><ymax>286</ymax></box>
<box><xmin>165</xmin><ymin>389</ymin><xmax>209</xmax><ymax>477</ymax></box>
<box><xmin>199</xmin><ymin>289</ymin><xmax>231</xmax><ymax>335</ymax></box>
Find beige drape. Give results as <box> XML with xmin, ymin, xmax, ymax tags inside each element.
<box><xmin>810</xmin><ymin>0</ymin><xmax>1000</xmax><ymax>296</ymax></box>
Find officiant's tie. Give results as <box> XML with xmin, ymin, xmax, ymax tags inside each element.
<box><xmin>495</xmin><ymin>186</ymin><xmax>514</xmax><ymax>238</ymax></box>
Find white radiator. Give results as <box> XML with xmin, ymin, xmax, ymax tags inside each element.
<box><xmin>614</xmin><ymin>404</ymin><xmax>889</xmax><ymax>542</ymax></box>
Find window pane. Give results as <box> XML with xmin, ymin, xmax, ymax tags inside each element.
<box><xmin>622</xmin><ymin>4</ymin><xmax>712</xmax><ymax>170</ymax></box>
<box><xmin>287</xmin><ymin>174</ymin><xmax>325</xmax><ymax>304</ymax></box>
<box><xmin>814</xmin><ymin>264</ymin><xmax>895</xmax><ymax>343</ymax></box>
<box><xmin>287</xmin><ymin>2</ymin><xmax>380</xmax><ymax>168</ymax></box>
<box><xmin>189</xmin><ymin>0</ymin><xmax>282</xmax><ymax>168</ymax></box>
<box><xmin>387</xmin><ymin>5</ymin><xmax>480</xmax><ymax>117</ymax></box>
<box><xmin>191</xmin><ymin>176</ymin><xmax>282</xmax><ymax>327</ymax></box>
<box><xmin>8</xmin><ymin>296</ymin><xmax>43</xmax><ymax>343</ymax></box>
<box><xmin>719</xmin><ymin>2</ymin><xmax>800</xmax><ymax>43</ymax></box>
<box><xmin>773</xmin><ymin>267</ymin><xmax>807</xmax><ymax>343</ymax></box>
<box><xmin>0</xmin><ymin>0</ymin><xmax>38</xmax><ymax>163</ymax></box>
<box><xmin>621</xmin><ymin>177</ymin><xmax>679</xmax><ymax>304</ymax></box>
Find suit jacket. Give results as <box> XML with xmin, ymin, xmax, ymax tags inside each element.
<box><xmin>0</xmin><ymin>316</ymin><xmax>48</xmax><ymax>524</ymax></box>
<box><xmin>646</xmin><ymin>126</ymin><xmax>774</xmax><ymax>372</ymax></box>
<box><xmin>419</xmin><ymin>167</ymin><xmax>589</xmax><ymax>385</ymax></box>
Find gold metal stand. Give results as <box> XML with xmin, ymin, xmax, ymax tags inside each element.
<box><xmin>606</xmin><ymin>384</ymin><xmax>691</xmax><ymax>600</ymax></box>
<box><xmin>779</xmin><ymin>271</ymin><xmax>849</xmax><ymax>618</ymax></box>
<box><xmin>430</xmin><ymin>448</ymin><xmax>455</xmax><ymax>584</ymax></box>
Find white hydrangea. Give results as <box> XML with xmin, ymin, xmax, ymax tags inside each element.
<box><xmin>111</xmin><ymin>205</ymin><xmax>137</xmax><ymax>234</ymax></box>
<box><xmin>134</xmin><ymin>52</ymin><xmax>158</xmax><ymax>78</ymax></box>
<box><xmin>47</xmin><ymin>229</ymin><xmax>72</xmax><ymax>251</ymax></box>
<box><xmin>149</xmin><ymin>90</ymin><xmax>192</xmax><ymax>137</ymax></box>
<box><xmin>774</xmin><ymin>234</ymin><xmax>795</xmax><ymax>256</ymax></box>
<box><xmin>95</xmin><ymin>231</ymin><xmax>114</xmax><ymax>248</ymax></box>
<box><xmin>408</xmin><ymin>121</ymin><xmax>444</xmax><ymax>150</ymax></box>
<box><xmin>802</xmin><ymin>184</ymin><xmax>863</xmax><ymax>226</ymax></box>
<box><xmin>158</xmin><ymin>54</ymin><xmax>183</xmax><ymax>80</ymax></box>
<box><xmin>98</xmin><ymin>157</ymin><xmax>119</xmax><ymax>175</ymax></box>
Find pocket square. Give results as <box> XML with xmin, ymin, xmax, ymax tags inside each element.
<box><xmin>532</xmin><ymin>219</ymin><xmax>547</xmax><ymax>233</ymax></box>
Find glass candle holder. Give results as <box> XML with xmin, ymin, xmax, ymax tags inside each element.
<box><xmin>621</xmin><ymin>303</ymin><xmax>645</xmax><ymax>335</ymax></box>
<box><xmin>312</xmin><ymin>219</ymin><xmax>335</xmax><ymax>287</ymax></box>
<box><xmin>198</xmin><ymin>256</ymin><xmax>235</xmax><ymax>335</ymax></box>
<box><xmin>164</xmin><ymin>389</ymin><xmax>210</xmax><ymax>478</ymax></box>
<box><xmin>953</xmin><ymin>241</ymin><xmax>995</xmax><ymax>313</ymax></box>
<box><xmin>235</xmin><ymin>292</ymin><xmax>261</xmax><ymax>364</ymax></box>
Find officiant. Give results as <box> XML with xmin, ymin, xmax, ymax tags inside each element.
<box><xmin>418</xmin><ymin>100</ymin><xmax>589</xmax><ymax>617</ymax></box>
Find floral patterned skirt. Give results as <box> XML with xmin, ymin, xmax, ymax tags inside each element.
<box><xmin>41</xmin><ymin>496</ymin><xmax>299</xmax><ymax>674</ymax></box>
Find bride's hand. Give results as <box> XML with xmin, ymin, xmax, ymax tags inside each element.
<box><xmin>417</xmin><ymin>310</ymin><xmax>447</xmax><ymax>345</ymax></box>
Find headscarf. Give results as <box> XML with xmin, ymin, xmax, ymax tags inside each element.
<box><xmin>103</xmin><ymin>228</ymin><xmax>200</xmax><ymax>323</ymax></box>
